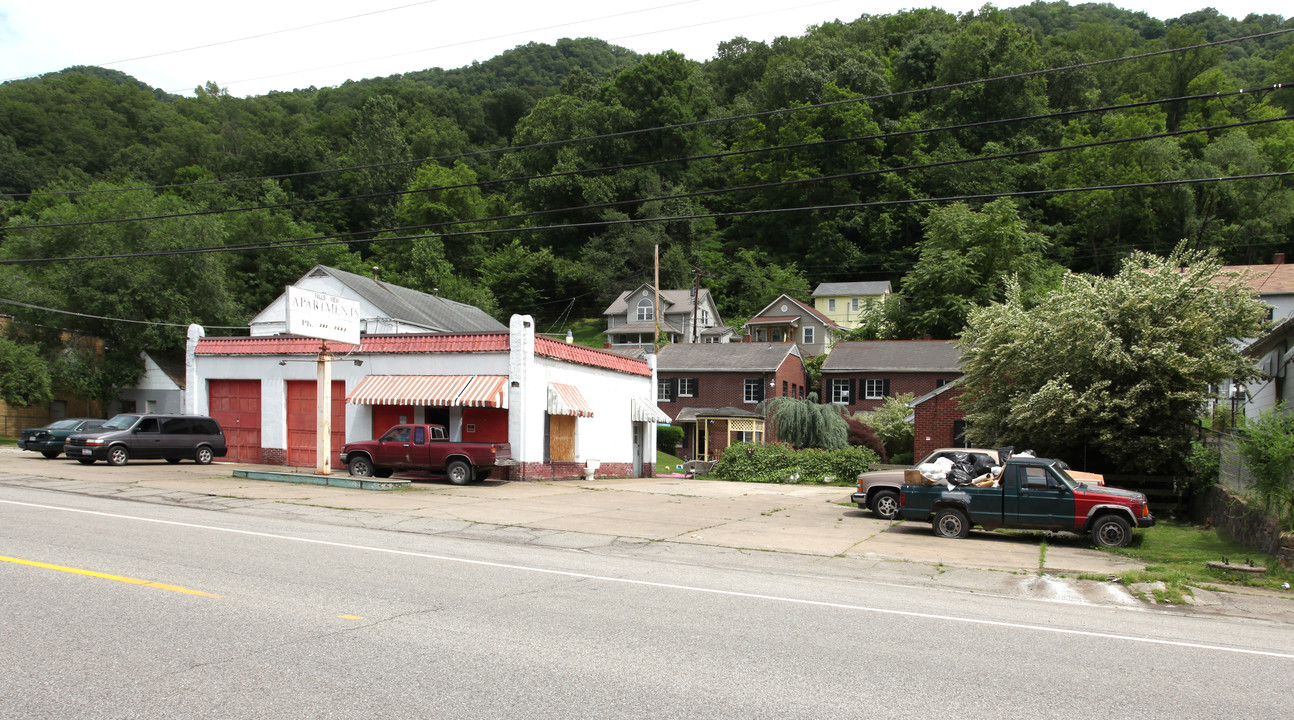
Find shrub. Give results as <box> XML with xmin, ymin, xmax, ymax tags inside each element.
<box><xmin>656</xmin><ymin>425</ymin><xmax>684</xmax><ymax>454</ymax></box>
<box><xmin>845</xmin><ymin>415</ymin><xmax>888</xmax><ymax>463</ymax></box>
<box><xmin>1180</xmin><ymin>440</ymin><xmax>1219</xmax><ymax>496</ymax></box>
<box><xmin>1236</xmin><ymin>404</ymin><xmax>1294</xmax><ymax>532</ymax></box>
<box><xmin>712</xmin><ymin>442</ymin><xmax>878</xmax><ymax>484</ymax></box>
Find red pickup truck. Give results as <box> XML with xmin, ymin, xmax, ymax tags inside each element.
<box><xmin>339</xmin><ymin>424</ymin><xmax>512</xmax><ymax>485</ymax></box>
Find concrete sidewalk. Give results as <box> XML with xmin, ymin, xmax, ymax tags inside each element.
<box><xmin>0</xmin><ymin>449</ymin><xmax>1142</xmax><ymax>575</ymax></box>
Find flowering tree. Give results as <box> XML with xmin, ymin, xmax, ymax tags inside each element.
<box><xmin>958</xmin><ymin>245</ymin><xmax>1267</xmax><ymax>474</ymax></box>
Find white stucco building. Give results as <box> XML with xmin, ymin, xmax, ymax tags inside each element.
<box><xmin>185</xmin><ymin>267</ymin><xmax>667</xmax><ymax>479</ymax></box>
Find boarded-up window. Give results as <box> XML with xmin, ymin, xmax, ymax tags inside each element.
<box><xmin>548</xmin><ymin>414</ymin><xmax>576</xmax><ymax>462</ymax></box>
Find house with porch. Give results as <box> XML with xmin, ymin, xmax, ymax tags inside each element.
<box><xmin>603</xmin><ymin>284</ymin><xmax>732</xmax><ymax>352</ymax></box>
<box><xmin>820</xmin><ymin>340</ymin><xmax>963</xmax><ymax>413</ymax></box>
<box><xmin>812</xmin><ymin>281</ymin><xmax>891</xmax><ymax>329</ymax></box>
<box><xmin>656</xmin><ymin>342</ymin><xmax>807</xmax><ymax>462</ymax></box>
<box><xmin>742</xmin><ymin>294</ymin><xmax>843</xmax><ymax>357</ymax></box>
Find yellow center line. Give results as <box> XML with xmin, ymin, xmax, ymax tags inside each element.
<box><xmin>0</xmin><ymin>555</ymin><xmax>222</xmax><ymax>598</ymax></box>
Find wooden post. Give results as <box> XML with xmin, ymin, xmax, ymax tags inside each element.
<box><xmin>317</xmin><ymin>342</ymin><xmax>333</xmax><ymax>475</ymax></box>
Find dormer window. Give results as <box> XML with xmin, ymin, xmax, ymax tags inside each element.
<box><xmin>637</xmin><ymin>298</ymin><xmax>654</xmax><ymax>321</ymax></box>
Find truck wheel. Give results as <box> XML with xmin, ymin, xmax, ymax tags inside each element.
<box><xmin>107</xmin><ymin>446</ymin><xmax>129</xmax><ymax>467</ymax></box>
<box><xmin>933</xmin><ymin>507</ymin><xmax>970</xmax><ymax>539</ymax></box>
<box><xmin>869</xmin><ymin>489</ymin><xmax>900</xmax><ymax>520</ymax></box>
<box><xmin>447</xmin><ymin>460</ymin><xmax>473</xmax><ymax>485</ymax></box>
<box><xmin>348</xmin><ymin>456</ymin><xmax>374</xmax><ymax>477</ymax></box>
<box><xmin>41</xmin><ymin>451</ymin><xmax>61</xmax><ymax>459</ymax></box>
<box><xmin>1091</xmin><ymin>515</ymin><xmax>1132</xmax><ymax>548</ymax></box>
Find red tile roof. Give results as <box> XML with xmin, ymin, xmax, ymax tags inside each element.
<box><xmin>197</xmin><ymin>332</ymin><xmax>651</xmax><ymax>377</ymax></box>
<box><xmin>535</xmin><ymin>336</ymin><xmax>652</xmax><ymax>377</ymax></box>
<box><xmin>196</xmin><ymin>333</ymin><xmax>509</xmax><ymax>355</ymax></box>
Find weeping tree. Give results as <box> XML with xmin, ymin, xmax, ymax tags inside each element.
<box><xmin>759</xmin><ymin>394</ymin><xmax>848</xmax><ymax>449</ymax></box>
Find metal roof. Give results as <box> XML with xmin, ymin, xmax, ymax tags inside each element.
<box><xmin>307</xmin><ymin>265</ymin><xmax>506</xmax><ymax>332</ymax></box>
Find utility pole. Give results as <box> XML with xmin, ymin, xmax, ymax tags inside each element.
<box><xmin>691</xmin><ymin>266</ymin><xmax>701</xmax><ymax>343</ymax></box>
<box><xmin>654</xmin><ymin>244</ymin><xmax>661</xmax><ymax>347</ymax></box>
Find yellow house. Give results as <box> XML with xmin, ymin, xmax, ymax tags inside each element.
<box><xmin>811</xmin><ymin>281</ymin><xmax>892</xmax><ymax>329</ymax></box>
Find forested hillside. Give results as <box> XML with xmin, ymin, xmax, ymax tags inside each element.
<box><xmin>0</xmin><ymin>3</ymin><xmax>1292</xmax><ymax>398</ymax></box>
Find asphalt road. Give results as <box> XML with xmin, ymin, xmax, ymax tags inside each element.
<box><xmin>3</xmin><ymin>481</ymin><xmax>1292</xmax><ymax>719</ymax></box>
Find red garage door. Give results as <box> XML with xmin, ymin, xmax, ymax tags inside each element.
<box><xmin>208</xmin><ymin>379</ymin><xmax>262</xmax><ymax>463</ymax></box>
<box><xmin>286</xmin><ymin>380</ymin><xmax>346</xmax><ymax>468</ymax></box>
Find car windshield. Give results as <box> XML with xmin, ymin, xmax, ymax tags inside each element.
<box><xmin>47</xmin><ymin>419</ymin><xmax>82</xmax><ymax>430</ymax></box>
<box><xmin>1050</xmin><ymin>465</ymin><xmax>1081</xmax><ymax>491</ymax></box>
<box><xmin>102</xmin><ymin>414</ymin><xmax>139</xmax><ymax>430</ymax></box>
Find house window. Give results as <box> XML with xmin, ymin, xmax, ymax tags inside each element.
<box><xmin>831</xmin><ymin>379</ymin><xmax>850</xmax><ymax>404</ymax></box>
<box><xmin>733</xmin><ymin>431</ymin><xmax>764</xmax><ymax>443</ymax></box>
<box><xmin>865</xmin><ymin>379</ymin><xmax>889</xmax><ymax>399</ymax></box>
<box><xmin>828</xmin><ymin>298</ymin><xmax>836</xmax><ymax>311</ymax></box>
<box><xmin>678</xmin><ymin>378</ymin><xmax>696</xmax><ymax>397</ymax></box>
<box><xmin>936</xmin><ymin>378</ymin><xmax>948</xmax><ymax>387</ymax></box>
<box><xmin>802</xmin><ymin>327</ymin><xmax>815</xmax><ymax>345</ymax></box>
<box><xmin>851</xmin><ymin>298</ymin><xmax>860</xmax><ymax>311</ymax></box>
<box><xmin>770</xmin><ymin>328</ymin><xmax>785</xmax><ymax>342</ymax></box>
<box><xmin>701</xmin><ymin>310</ymin><xmax>710</xmax><ymax>326</ymax></box>
<box><xmin>744</xmin><ymin>379</ymin><xmax>761</xmax><ymax>403</ymax></box>
<box><xmin>754</xmin><ymin>328</ymin><xmax>767</xmax><ymax>342</ymax></box>
<box><xmin>782</xmin><ymin>380</ymin><xmax>788</xmax><ymax>396</ymax></box>
<box><xmin>637</xmin><ymin>298</ymin><xmax>654</xmax><ymax>321</ymax></box>
<box><xmin>658</xmin><ymin>378</ymin><xmax>672</xmax><ymax>401</ymax></box>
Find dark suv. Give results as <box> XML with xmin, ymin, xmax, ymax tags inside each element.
<box><xmin>64</xmin><ymin>414</ymin><xmax>227</xmax><ymax>466</ymax></box>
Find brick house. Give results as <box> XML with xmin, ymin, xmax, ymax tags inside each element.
<box><xmin>656</xmin><ymin>343</ymin><xmax>808</xmax><ymax>461</ymax></box>
<box><xmin>742</xmin><ymin>294</ymin><xmax>843</xmax><ymax>357</ymax></box>
<box><xmin>910</xmin><ymin>380</ymin><xmax>969</xmax><ymax>459</ymax></box>
<box><xmin>820</xmin><ymin>340</ymin><xmax>963</xmax><ymax>413</ymax></box>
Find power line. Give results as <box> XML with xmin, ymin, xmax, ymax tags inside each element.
<box><xmin>0</xmin><ymin>297</ymin><xmax>245</xmax><ymax>329</ymax></box>
<box><xmin>203</xmin><ymin>0</ymin><xmax>707</xmax><ymax>95</ymax></box>
<box><xmin>0</xmin><ymin>1</ymin><xmax>447</xmax><ymax>84</ymax></box>
<box><xmin>4</xmin><ymin>172</ymin><xmax>1289</xmax><ymax>265</ymax></box>
<box><xmin>17</xmin><ymin>28</ymin><xmax>1292</xmax><ymax>200</ymax></box>
<box><xmin>7</xmin><ymin>113</ymin><xmax>1286</xmax><ymax>241</ymax></box>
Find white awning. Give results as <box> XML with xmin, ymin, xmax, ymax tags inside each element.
<box><xmin>631</xmin><ymin>397</ymin><xmax>671</xmax><ymax>423</ymax></box>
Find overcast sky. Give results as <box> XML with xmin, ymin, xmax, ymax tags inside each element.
<box><xmin>0</xmin><ymin>1</ymin><xmax>1287</xmax><ymax>97</ymax></box>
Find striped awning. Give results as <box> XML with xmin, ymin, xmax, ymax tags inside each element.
<box><xmin>347</xmin><ymin>375</ymin><xmax>508</xmax><ymax>408</ymax></box>
<box><xmin>548</xmin><ymin>382</ymin><xmax>593</xmax><ymax>417</ymax></box>
<box><xmin>458</xmin><ymin>374</ymin><xmax>508</xmax><ymax>408</ymax></box>
<box><xmin>631</xmin><ymin>396</ymin><xmax>671</xmax><ymax>423</ymax></box>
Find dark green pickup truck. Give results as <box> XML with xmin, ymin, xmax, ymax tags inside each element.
<box><xmin>897</xmin><ymin>456</ymin><xmax>1154</xmax><ymax>547</ymax></box>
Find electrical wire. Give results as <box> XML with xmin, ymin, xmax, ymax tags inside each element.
<box><xmin>7</xmin><ymin>113</ymin><xmax>1286</xmax><ymax>247</ymax></box>
<box><xmin>0</xmin><ymin>297</ymin><xmax>245</xmax><ymax>329</ymax></box>
<box><xmin>3</xmin><ymin>171</ymin><xmax>1288</xmax><ymax>265</ymax></box>
<box><xmin>16</xmin><ymin>28</ymin><xmax>1292</xmax><ymax>200</ymax></box>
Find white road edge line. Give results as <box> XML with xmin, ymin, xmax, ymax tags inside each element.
<box><xmin>5</xmin><ymin>497</ymin><xmax>1291</xmax><ymax>660</ymax></box>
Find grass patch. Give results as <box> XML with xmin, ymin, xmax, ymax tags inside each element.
<box><xmin>1074</xmin><ymin>521</ymin><xmax>1294</xmax><ymax>599</ymax></box>
<box><xmin>657</xmin><ymin>450</ymin><xmax>685</xmax><ymax>476</ymax></box>
<box><xmin>562</xmin><ymin>318</ymin><xmax>607</xmax><ymax>349</ymax></box>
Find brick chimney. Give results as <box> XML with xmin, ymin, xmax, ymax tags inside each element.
<box><xmin>1275</xmin><ymin>253</ymin><xmax>1286</xmax><ymax>265</ymax></box>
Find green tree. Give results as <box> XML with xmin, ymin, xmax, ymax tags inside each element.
<box><xmin>958</xmin><ymin>245</ymin><xmax>1268</xmax><ymax>474</ymax></box>
<box><xmin>890</xmin><ymin>199</ymin><xmax>1063</xmax><ymax>339</ymax></box>
<box><xmin>857</xmin><ymin>393</ymin><xmax>916</xmax><ymax>459</ymax></box>
<box><xmin>1236</xmin><ymin>404</ymin><xmax>1294</xmax><ymax>532</ymax></box>
<box><xmin>0</xmin><ymin>336</ymin><xmax>52</xmax><ymax>407</ymax></box>
<box><xmin>759</xmin><ymin>394</ymin><xmax>847</xmax><ymax>449</ymax></box>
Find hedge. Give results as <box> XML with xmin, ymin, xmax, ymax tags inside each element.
<box><xmin>711</xmin><ymin>442</ymin><xmax>878</xmax><ymax>484</ymax></box>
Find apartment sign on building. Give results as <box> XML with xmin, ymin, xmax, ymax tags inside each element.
<box><xmin>284</xmin><ymin>285</ymin><xmax>361</xmax><ymax>344</ymax></box>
